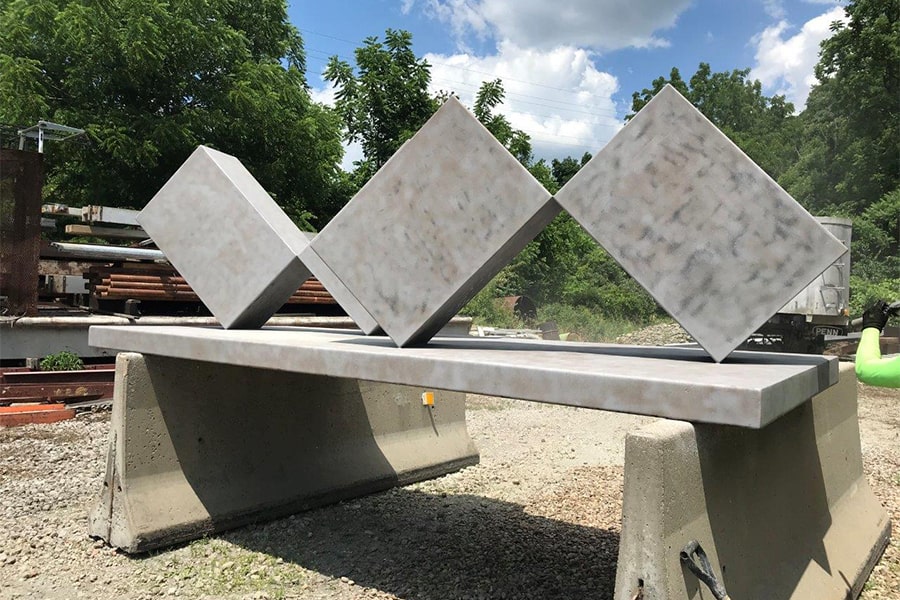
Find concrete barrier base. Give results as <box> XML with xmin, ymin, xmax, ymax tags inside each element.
<box><xmin>89</xmin><ymin>352</ymin><xmax>479</xmax><ymax>553</ymax></box>
<box><xmin>614</xmin><ymin>362</ymin><xmax>890</xmax><ymax>600</ymax></box>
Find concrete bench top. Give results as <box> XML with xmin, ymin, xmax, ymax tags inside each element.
<box><xmin>89</xmin><ymin>325</ymin><xmax>837</xmax><ymax>428</ymax></box>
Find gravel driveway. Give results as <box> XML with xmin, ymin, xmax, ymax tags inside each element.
<box><xmin>1</xmin><ymin>360</ymin><xmax>898</xmax><ymax>599</ymax></box>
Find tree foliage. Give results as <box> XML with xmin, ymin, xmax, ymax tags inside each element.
<box><xmin>473</xmin><ymin>79</ymin><xmax>532</xmax><ymax>165</ymax></box>
<box><xmin>324</xmin><ymin>29</ymin><xmax>437</xmax><ymax>183</ymax></box>
<box><xmin>779</xmin><ymin>0</ymin><xmax>898</xmax><ymax>281</ymax></box>
<box><xmin>0</xmin><ymin>0</ymin><xmax>343</xmax><ymax>226</ymax></box>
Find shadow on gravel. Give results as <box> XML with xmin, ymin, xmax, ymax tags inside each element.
<box><xmin>224</xmin><ymin>488</ymin><xmax>620</xmax><ymax>599</ymax></box>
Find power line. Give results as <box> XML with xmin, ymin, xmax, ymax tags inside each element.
<box><xmin>302</xmin><ymin>43</ymin><xmax>620</xmax><ymax>150</ymax></box>
<box><xmin>300</xmin><ymin>27</ymin><xmax>619</xmax><ymax>101</ymax></box>
<box><xmin>427</xmin><ymin>76</ymin><xmax>619</xmax><ymax>118</ymax></box>
<box><xmin>305</xmin><ymin>50</ymin><xmax>621</xmax><ymax>119</ymax></box>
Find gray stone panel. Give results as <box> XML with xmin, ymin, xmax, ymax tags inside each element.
<box><xmin>555</xmin><ymin>85</ymin><xmax>847</xmax><ymax>362</ymax></box>
<box><xmin>301</xmin><ymin>244</ymin><xmax>381</xmax><ymax>335</ymax></box>
<box><xmin>302</xmin><ymin>97</ymin><xmax>557</xmax><ymax>347</ymax></box>
<box><xmin>138</xmin><ymin>146</ymin><xmax>311</xmax><ymax>329</ymax></box>
<box><xmin>89</xmin><ymin>325</ymin><xmax>838</xmax><ymax>428</ymax></box>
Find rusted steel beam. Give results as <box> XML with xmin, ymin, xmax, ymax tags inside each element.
<box><xmin>1</xmin><ymin>368</ymin><xmax>114</xmax><ymax>384</ymax></box>
<box><xmin>0</xmin><ymin>382</ymin><xmax>113</xmax><ymax>404</ymax></box>
<box><xmin>284</xmin><ymin>296</ymin><xmax>337</xmax><ymax>305</ymax></box>
<box><xmin>0</xmin><ymin>404</ymin><xmax>76</xmax><ymax>427</ymax></box>
<box><xmin>0</xmin><ymin>149</ymin><xmax>43</xmax><ymax>316</ymax></box>
<box><xmin>289</xmin><ymin>290</ymin><xmax>333</xmax><ymax>299</ymax></box>
<box><xmin>95</xmin><ymin>288</ymin><xmax>200</xmax><ymax>300</ymax></box>
<box><xmin>103</xmin><ymin>281</ymin><xmax>195</xmax><ymax>291</ymax></box>
<box><xmin>104</xmin><ymin>274</ymin><xmax>189</xmax><ymax>284</ymax></box>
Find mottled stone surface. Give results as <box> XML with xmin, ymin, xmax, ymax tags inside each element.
<box><xmin>555</xmin><ymin>85</ymin><xmax>847</xmax><ymax>362</ymax></box>
<box><xmin>302</xmin><ymin>97</ymin><xmax>558</xmax><ymax>347</ymax></box>
<box><xmin>138</xmin><ymin>146</ymin><xmax>311</xmax><ymax>329</ymax></box>
<box><xmin>90</xmin><ymin>325</ymin><xmax>838</xmax><ymax>428</ymax></box>
<box><xmin>300</xmin><ymin>244</ymin><xmax>381</xmax><ymax>334</ymax></box>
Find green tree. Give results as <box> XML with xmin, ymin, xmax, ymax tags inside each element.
<box><xmin>324</xmin><ymin>29</ymin><xmax>437</xmax><ymax>183</ymax></box>
<box><xmin>0</xmin><ymin>0</ymin><xmax>343</xmax><ymax>227</ymax></box>
<box><xmin>779</xmin><ymin>0</ymin><xmax>899</xmax><ymax>279</ymax></box>
<box><xmin>793</xmin><ymin>0</ymin><xmax>898</xmax><ymax>211</ymax></box>
<box><xmin>551</xmin><ymin>152</ymin><xmax>591</xmax><ymax>189</ymax></box>
<box><xmin>472</xmin><ymin>79</ymin><xmax>532</xmax><ymax>165</ymax></box>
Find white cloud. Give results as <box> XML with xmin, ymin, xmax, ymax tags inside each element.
<box><xmin>751</xmin><ymin>6</ymin><xmax>847</xmax><ymax>109</ymax></box>
<box><xmin>762</xmin><ymin>0</ymin><xmax>786</xmax><ymax>20</ymax></box>
<box><xmin>309</xmin><ymin>81</ymin><xmax>336</xmax><ymax>107</ymax></box>
<box><xmin>406</xmin><ymin>0</ymin><xmax>491</xmax><ymax>45</ymax></box>
<box><xmin>406</xmin><ymin>0</ymin><xmax>692</xmax><ymax>51</ymax></box>
<box><xmin>426</xmin><ymin>41</ymin><xmax>623</xmax><ymax>161</ymax></box>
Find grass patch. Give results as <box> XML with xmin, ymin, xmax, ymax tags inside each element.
<box><xmin>536</xmin><ymin>303</ymin><xmax>644</xmax><ymax>343</ymax></box>
<box><xmin>157</xmin><ymin>539</ymin><xmax>304</xmax><ymax>598</ymax></box>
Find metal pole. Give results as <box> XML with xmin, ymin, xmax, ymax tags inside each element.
<box><xmin>50</xmin><ymin>242</ymin><xmax>166</xmax><ymax>262</ymax></box>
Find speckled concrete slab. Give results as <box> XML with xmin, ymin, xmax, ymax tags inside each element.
<box><xmin>301</xmin><ymin>97</ymin><xmax>558</xmax><ymax>347</ymax></box>
<box><xmin>555</xmin><ymin>85</ymin><xmax>847</xmax><ymax>362</ymax></box>
<box><xmin>89</xmin><ymin>325</ymin><xmax>838</xmax><ymax>428</ymax></box>
<box><xmin>138</xmin><ymin>146</ymin><xmax>311</xmax><ymax>329</ymax></box>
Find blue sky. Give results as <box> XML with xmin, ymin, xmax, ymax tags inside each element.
<box><xmin>289</xmin><ymin>0</ymin><xmax>848</xmax><ymax>167</ymax></box>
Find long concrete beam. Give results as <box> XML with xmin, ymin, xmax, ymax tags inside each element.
<box><xmin>89</xmin><ymin>325</ymin><xmax>838</xmax><ymax>428</ymax></box>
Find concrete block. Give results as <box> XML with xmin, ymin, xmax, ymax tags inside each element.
<box><xmin>614</xmin><ymin>362</ymin><xmax>890</xmax><ymax>600</ymax></box>
<box><xmin>300</xmin><ymin>242</ymin><xmax>381</xmax><ymax>334</ymax></box>
<box><xmin>90</xmin><ymin>326</ymin><xmax>838</xmax><ymax>427</ymax></box>
<box><xmin>555</xmin><ymin>85</ymin><xmax>847</xmax><ymax>362</ymax></box>
<box><xmin>302</xmin><ymin>97</ymin><xmax>558</xmax><ymax>347</ymax></box>
<box><xmin>89</xmin><ymin>352</ymin><xmax>478</xmax><ymax>553</ymax></box>
<box><xmin>138</xmin><ymin>146</ymin><xmax>311</xmax><ymax>329</ymax></box>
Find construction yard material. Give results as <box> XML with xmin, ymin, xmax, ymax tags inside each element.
<box><xmin>0</xmin><ymin>403</ymin><xmax>75</xmax><ymax>427</ymax></box>
<box><xmin>85</xmin><ymin>265</ymin><xmax>337</xmax><ymax>305</ymax></box>
<box><xmin>0</xmin><ymin>367</ymin><xmax>114</xmax><ymax>406</ymax></box>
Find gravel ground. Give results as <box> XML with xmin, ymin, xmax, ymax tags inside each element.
<box><xmin>0</xmin><ymin>337</ymin><xmax>898</xmax><ymax>599</ymax></box>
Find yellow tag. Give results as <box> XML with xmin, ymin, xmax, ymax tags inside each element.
<box><xmin>421</xmin><ymin>391</ymin><xmax>434</xmax><ymax>406</ymax></box>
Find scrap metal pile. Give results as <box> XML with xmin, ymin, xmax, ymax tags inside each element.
<box><xmin>0</xmin><ymin>364</ymin><xmax>114</xmax><ymax>426</ymax></box>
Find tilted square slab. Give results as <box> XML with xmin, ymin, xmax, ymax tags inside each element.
<box><xmin>555</xmin><ymin>85</ymin><xmax>847</xmax><ymax>362</ymax></box>
<box><xmin>139</xmin><ymin>146</ymin><xmax>311</xmax><ymax>329</ymax></box>
<box><xmin>301</xmin><ymin>97</ymin><xmax>558</xmax><ymax>347</ymax></box>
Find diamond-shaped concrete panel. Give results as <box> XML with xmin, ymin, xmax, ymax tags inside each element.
<box><xmin>139</xmin><ymin>146</ymin><xmax>311</xmax><ymax>329</ymax></box>
<box><xmin>302</xmin><ymin>97</ymin><xmax>558</xmax><ymax>347</ymax></box>
<box><xmin>555</xmin><ymin>85</ymin><xmax>847</xmax><ymax>362</ymax></box>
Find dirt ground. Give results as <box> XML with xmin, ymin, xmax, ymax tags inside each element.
<box><xmin>0</xmin><ymin>379</ymin><xmax>898</xmax><ymax>600</ymax></box>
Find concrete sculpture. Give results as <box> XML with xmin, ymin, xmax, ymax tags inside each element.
<box><xmin>141</xmin><ymin>89</ymin><xmax>845</xmax><ymax>361</ymax></box>
<box><xmin>301</xmin><ymin>97</ymin><xmax>558</xmax><ymax>347</ymax></box>
<box><xmin>89</xmin><ymin>96</ymin><xmax>887</xmax><ymax>596</ymax></box>
<box><xmin>554</xmin><ymin>85</ymin><xmax>847</xmax><ymax>361</ymax></box>
<box><xmin>138</xmin><ymin>146</ymin><xmax>313</xmax><ymax>329</ymax></box>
